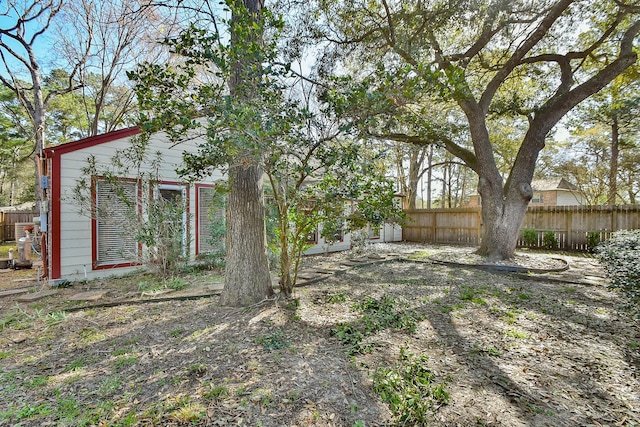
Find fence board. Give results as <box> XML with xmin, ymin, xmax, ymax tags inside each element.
<box><xmin>404</xmin><ymin>205</ymin><xmax>640</xmax><ymax>251</ymax></box>
<box><xmin>0</xmin><ymin>211</ymin><xmax>38</xmax><ymax>242</ymax></box>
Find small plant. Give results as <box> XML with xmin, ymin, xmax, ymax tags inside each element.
<box><xmin>169</xmin><ymin>328</ymin><xmax>185</xmax><ymax>338</ymax></box>
<box><xmin>169</xmin><ymin>402</ymin><xmax>207</xmax><ymax>424</ymax></box>
<box><xmin>64</xmin><ymin>357</ymin><xmax>86</xmax><ymax>372</ymax></box>
<box><xmin>331</xmin><ymin>295</ymin><xmax>422</xmax><ymax>355</ymax></box>
<box><xmin>522</xmin><ymin>228</ymin><xmax>538</xmax><ymax>247</ymax></box>
<box><xmin>543</xmin><ymin>231</ymin><xmax>558</xmax><ymax>249</ymax></box>
<box><xmin>372</xmin><ymin>347</ymin><xmax>449</xmax><ymax>425</ymax></box>
<box><xmin>256</xmin><ymin>330</ymin><xmax>289</xmax><ymax>351</ymax></box>
<box><xmin>188</xmin><ymin>364</ymin><xmax>207</xmax><ymax>376</ymax></box>
<box><xmin>505</xmin><ymin>328</ymin><xmax>529</xmax><ymax>339</ymax></box>
<box><xmin>325</xmin><ymin>291</ymin><xmax>348</xmax><ymax>303</ymax></box>
<box><xmin>113</xmin><ymin>356</ymin><xmax>139</xmax><ymax>371</ymax></box>
<box><xmin>595</xmin><ymin>229</ymin><xmax>640</xmax><ymax>307</ymax></box>
<box><xmin>586</xmin><ymin>231</ymin><xmax>601</xmax><ymax>252</ymax></box>
<box><xmin>202</xmin><ymin>384</ymin><xmax>229</xmax><ymax>401</ymax></box>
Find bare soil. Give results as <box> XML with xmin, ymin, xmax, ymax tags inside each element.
<box><xmin>0</xmin><ymin>243</ymin><xmax>638</xmax><ymax>426</ymax></box>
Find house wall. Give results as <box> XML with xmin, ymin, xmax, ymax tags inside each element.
<box><xmin>47</xmin><ymin>129</ymin><xmax>404</xmax><ymax>281</ymax></box>
<box><xmin>48</xmin><ymin>130</ymin><xmax>224</xmax><ymax>281</ymax></box>
<box><xmin>467</xmin><ymin>190</ymin><xmax>584</xmax><ymax>208</ymax></box>
<box><xmin>303</xmin><ymin>222</ymin><xmax>403</xmax><ymax>256</ymax></box>
<box><xmin>556</xmin><ymin>191</ymin><xmax>584</xmax><ymax>206</ymax></box>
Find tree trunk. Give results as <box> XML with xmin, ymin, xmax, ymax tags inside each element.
<box><xmin>477</xmin><ymin>191</ymin><xmax>530</xmax><ymax>260</ymax></box>
<box><xmin>407</xmin><ymin>148</ymin><xmax>421</xmax><ymax>210</ymax></box>
<box><xmin>220</xmin><ymin>162</ymin><xmax>273</xmax><ymax>305</ymax></box>
<box><xmin>426</xmin><ymin>145</ymin><xmax>433</xmax><ymax>209</ymax></box>
<box><xmin>607</xmin><ymin>117</ymin><xmax>619</xmax><ymax>205</ymax></box>
<box><xmin>278</xmin><ymin>216</ymin><xmax>293</xmax><ymax>297</ymax></box>
<box><xmin>220</xmin><ymin>0</ymin><xmax>273</xmax><ymax>306</ymax></box>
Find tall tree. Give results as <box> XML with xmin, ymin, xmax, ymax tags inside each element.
<box><xmin>310</xmin><ymin>0</ymin><xmax>640</xmax><ymax>259</ymax></box>
<box><xmin>568</xmin><ymin>67</ymin><xmax>640</xmax><ymax>205</ymax></box>
<box><xmin>54</xmin><ymin>0</ymin><xmax>172</xmax><ymax>137</ymax></box>
<box><xmin>222</xmin><ymin>0</ymin><xmax>274</xmax><ymax>305</ymax></box>
<box><xmin>0</xmin><ymin>0</ymin><xmax>87</xmax><ymax>202</ymax></box>
<box><xmin>129</xmin><ymin>0</ymin><xmax>283</xmax><ymax>305</ymax></box>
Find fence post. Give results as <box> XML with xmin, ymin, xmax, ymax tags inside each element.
<box><xmin>565</xmin><ymin>208</ymin><xmax>572</xmax><ymax>250</ymax></box>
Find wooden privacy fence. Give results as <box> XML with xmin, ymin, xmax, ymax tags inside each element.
<box><xmin>404</xmin><ymin>205</ymin><xmax>640</xmax><ymax>251</ymax></box>
<box><xmin>0</xmin><ymin>211</ymin><xmax>39</xmax><ymax>242</ymax></box>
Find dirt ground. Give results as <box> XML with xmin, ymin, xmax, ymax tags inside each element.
<box><xmin>0</xmin><ymin>243</ymin><xmax>638</xmax><ymax>426</ymax></box>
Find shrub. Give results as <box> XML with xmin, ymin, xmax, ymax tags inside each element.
<box><xmin>595</xmin><ymin>230</ymin><xmax>640</xmax><ymax>306</ymax></box>
<box><xmin>372</xmin><ymin>347</ymin><xmax>449</xmax><ymax>425</ymax></box>
<box><xmin>586</xmin><ymin>231</ymin><xmax>601</xmax><ymax>252</ymax></box>
<box><xmin>522</xmin><ymin>228</ymin><xmax>538</xmax><ymax>247</ymax></box>
<box><xmin>542</xmin><ymin>231</ymin><xmax>558</xmax><ymax>249</ymax></box>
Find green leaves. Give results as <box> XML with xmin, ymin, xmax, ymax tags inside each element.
<box><xmin>372</xmin><ymin>348</ymin><xmax>449</xmax><ymax>425</ymax></box>
<box><xmin>596</xmin><ymin>230</ymin><xmax>640</xmax><ymax>307</ymax></box>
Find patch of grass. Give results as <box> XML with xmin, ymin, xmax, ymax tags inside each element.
<box><xmin>518</xmin><ymin>292</ymin><xmax>531</xmax><ymax>300</ymax></box>
<box><xmin>64</xmin><ymin>357</ymin><xmax>86</xmax><ymax>372</ymax></box>
<box><xmin>188</xmin><ymin>364</ymin><xmax>207</xmax><ymax>376</ymax></box>
<box><xmin>25</xmin><ymin>375</ymin><xmax>49</xmax><ymax>388</ymax></box>
<box><xmin>0</xmin><ymin>351</ymin><xmax>12</xmax><ymax>360</ymax></box>
<box><xmin>325</xmin><ymin>291</ymin><xmax>348</xmax><ymax>303</ymax></box>
<box><xmin>406</xmin><ymin>250</ymin><xmax>435</xmax><ymax>260</ymax></box>
<box><xmin>113</xmin><ymin>356</ymin><xmax>139</xmax><ymax>371</ymax></box>
<box><xmin>505</xmin><ymin>328</ymin><xmax>529</xmax><ymax>340</ymax></box>
<box><xmin>169</xmin><ymin>328</ymin><xmax>184</xmax><ymax>338</ymax></box>
<box><xmin>438</xmin><ymin>303</ymin><xmax>465</xmax><ymax>313</ymax></box>
<box><xmin>98</xmin><ymin>376</ymin><xmax>122</xmax><ymax>396</ymax></box>
<box><xmin>256</xmin><ymin>329</ymin><xmax>289</xmax><ymax>351</ymax></box>
<box><xmin>46</xmin><ymin>311</ymin><xmax>68</xmax><ymax>325</ymax></box>
<box><xmin>13</xmin><ymin>402</ymin><xmax>53</xmax><ymax>421</ymax></box>
<box><xmin>372</xmin><ymin>347</ymin><xmax>449</xmax><ymax>425</ymax></box>
<box><xmin>202</xmin><ymin>383</ymin><xmax>229</xmax><ymax>401</ymax></box>
<box><xmin>56</xmin><ymin>396</ymin><xmax>81</xmax><ymax>421</ymax></box>
<box><xmin>331</xmin><ymin>295</ymin><xmax>423</xmax><ymax>355</ymax></box>
<box><xmin>79</xmin><ymin>327</ymin><xmax>106</xmax><ymax>344</ymax></box>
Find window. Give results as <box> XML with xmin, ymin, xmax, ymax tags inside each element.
<box><xmin>306</xmin><ymin>227</ymin><xmax>318</xmax><ymax>244</ymax></box>
<box><xmin>95</xmin><ymin>179</ymin><xmax>139</xmax><ymax>266</ymax></box>
<box><xmin>154</xmin><ymin>183</ymin><xmax>188</xmax><ymax>257</ymax></box>
<box><xmin>198</xmin><ymin>186</ymin><xmax>225</xmax><ymax>254</ymax></box>
<box><xmin>531</xmin><ymin>193</ymin><xmax>544</xmax><ymax>204</ymax></box>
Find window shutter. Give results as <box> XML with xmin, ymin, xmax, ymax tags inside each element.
<box><xmin>96</xmin><ymin>180</ymin><xmax>138</xmax><ymax>265</ymax></box>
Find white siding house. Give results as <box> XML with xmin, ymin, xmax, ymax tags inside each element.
<box><xmin>303</xmin><ymin>217</ymin><xmax>403</xmax><ymax>256</ymax></box>
<box><xmin>43</xmin><ymin>127</ymin><xmax>226</xmax><ymax>282</ymax></box>
<box><xmin>42</xmin><ymin>127</ymin><xmax>404</xmax><ymax>282</ymax></box>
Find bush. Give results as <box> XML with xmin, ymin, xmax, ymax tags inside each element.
<box><xmin>595</xmin><ymin>230</ymin><xmax>640</xmax><ymax>306</ymax></box>
<box><xmin>372</xmin><ymin>347</ymin><xmax>449</xmax><ymax>425</ymax></box>
<box><xmin>542</xmin><ymin>231</ymin><xmax>558</xmax><ymax>249</ymax></box>
<box><xmin>522</xmin><ymin>228</ymin><xmax>538</xmax><ymax>246</ymax></box>
<box><xmin>586</xmin><ymin>231</ymin><xmax>601</xmax><ymax>252</ymax></box>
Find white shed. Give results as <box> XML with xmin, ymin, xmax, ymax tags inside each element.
<box><xmin>42</xmin><ymin>127</ymin><xmax>225</xmax><ymax>282</ymax></box>
<box><xmin>42</xmin><ymin>127</ymin><xmax>404</xmax><ymax>282</ymax></box>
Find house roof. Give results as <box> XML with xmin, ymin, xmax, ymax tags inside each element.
<box><xmin>0</xmin><ymin>201</ymin><xmax>36</xmax><ymax>212</ymax></box>
<box><xmin>531</xmin><ymin>178</ymin><xmax>578</xmax><ymax>192</ymax></box>
<box><xmin>42</xmin><ymin>126</ymin><xmax>140</xmax><ymax>158</ymax></box>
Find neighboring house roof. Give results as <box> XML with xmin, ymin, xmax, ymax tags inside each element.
<box><xmin>0</xmin><ymin>201</ymin><xmax>37</xmax><ymax>212</ymax></box>
<box><xmin>530</xmin><ymin>178</ymin><xmax>578</xmax><ymax>192</ymax></box>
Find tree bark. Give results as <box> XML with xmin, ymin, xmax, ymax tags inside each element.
<box><xmin>220</xmin><ymin>0</ymin><xmax>273</xmax><ymax>306</ymax></box>
<box><xmin>607</xmin><ymin>117</ymin><xmax>619</xmax><ymax>205</ymax></box>
<box><xmin>220</xmin><ymin>161</ymin><xmax>273</xmax><ymax>305</ymax></box>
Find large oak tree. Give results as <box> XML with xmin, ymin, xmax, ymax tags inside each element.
<box><xmin>310</xmin><ymin>0</ymin><xmax>640</xmax><ymax>259</ymax></box>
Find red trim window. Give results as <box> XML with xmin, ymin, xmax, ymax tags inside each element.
<box><xmin>92</xmin><ymin>177</ymin><xmax>141</xmax><ymax>269</ymax></box>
